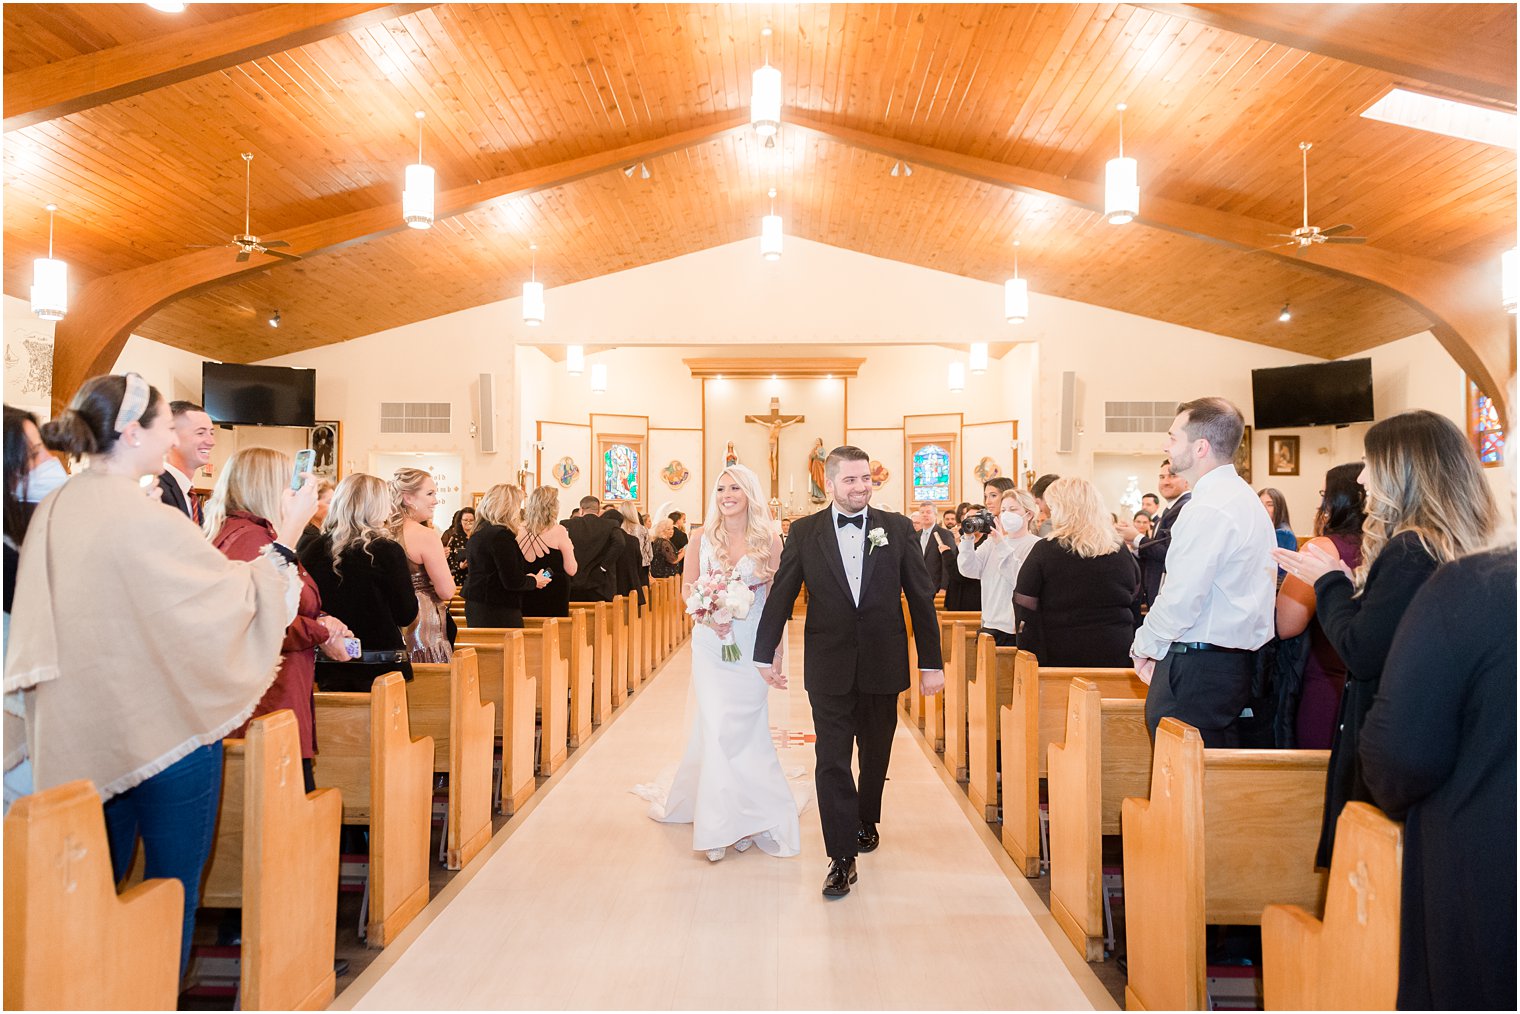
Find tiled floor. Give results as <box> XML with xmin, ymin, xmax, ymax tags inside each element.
<box><xmin>333</xmin><ymin>621</ymin><xmax>1115</xmax><ymax>1010</ymax></box>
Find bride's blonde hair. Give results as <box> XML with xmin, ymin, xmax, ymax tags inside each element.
<box><xmin>701</xmin><ymin>464</ymin><xmax>774</xmax><ymax>580</ymax></box>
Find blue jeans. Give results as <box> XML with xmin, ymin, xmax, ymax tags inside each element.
<box><xmin>104</xmin><ymin>741</ymin><xmax>223</xmax><ymax>979</ymax></box>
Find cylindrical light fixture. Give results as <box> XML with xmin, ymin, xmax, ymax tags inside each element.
<box><xmin>948</xmin><ymin>361</ymin><xmax>966</xmax><ymax>393</ymax></box>
<box><xmin>590</xmin><ymin>363</ymin><xmax>608</xmax><ymax>394</ymax></box>
<box><xmin>751</xmin><ymin>27</ymin><xmax>782</xmax><ymax>138</ymax></box>
<box><xmin>1105</xmin><ymin>103</ymin><xmax>1139</xmax><ymax>225</ymax></box>
<box><xmin>31</xmin><ymin>204</ymin><xmax>67</xmax><ymax>321</ymax></box>
<box><xmin>969</xmin><ymin>342</ymin><xmax>989</xmax><ymax>374</ymax></box>
<box><xmin>1004</xmin><ymin>240</ymin><xmax>1029</xmax><ymax>324</ymax></box>
<box><xmin>402</xmin><ymin>111</ymin><xmax>435</xmax><ymax>229</ymax></box>
<box><xmin>566</xmin><ymin>344</ymin><xmax>585</xmax><ymax>375</ymax></box>
<box><xmin>760</xmin><ymin>188</ymin><xmax>783</xmax><ymax>261</ymax></box>
<box><xmin>522</xmin><ymin>244</ymin><xmax>544</xmax><ymax>326</ymax></box>
<box><xmin>1503</xmin><ymin>248</ymin><xmax>1517</xmax><ymax>314</ymax></box>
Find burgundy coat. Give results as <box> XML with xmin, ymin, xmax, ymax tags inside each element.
<box><xmin>213</xmin><ymin>511</ymin><xmax>327</xmax><ymax>758</ymax></box>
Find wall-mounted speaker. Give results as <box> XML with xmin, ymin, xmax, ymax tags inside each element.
<box><xmin>1057</xmin><ymin>370</ymin><xmax>1077</xmax><ymax>454</ymax></box>
<box><xmin>478</xmin><ymin>372</ymin><xmax>498</xmax><ymax>454</ymax></box>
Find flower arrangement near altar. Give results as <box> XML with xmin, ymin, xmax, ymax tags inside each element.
<box><xmin>685</xmin><ymin>568</ymin><xmax>756</xmax><ymax>662</ymax></box>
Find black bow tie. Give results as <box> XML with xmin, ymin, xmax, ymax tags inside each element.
<box><xmin>836</xmin><ymin>514</ymin><xmax>864</xmax><ymax>529</ymax></box>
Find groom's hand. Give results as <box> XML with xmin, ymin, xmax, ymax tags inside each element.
<box><xmin>920</xmin><ymin>668</ymin><xmax>945</xmax><ymax>695</ymax></box>
<box><xmin>756</xmin><ymin>662</ymin><xmax>787</xmax><ymax>690</ymax></box>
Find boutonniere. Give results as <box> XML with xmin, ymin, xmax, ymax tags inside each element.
<box><xmin>867</xmin><ymin>527</ymin><xmax>888</xmax><ymax>554</ymax></box>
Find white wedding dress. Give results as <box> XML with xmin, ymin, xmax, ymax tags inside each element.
<box><xmin>633</xmin><ymin>540</ymin><xmax>805</xmax><ymax>857</ymax></box>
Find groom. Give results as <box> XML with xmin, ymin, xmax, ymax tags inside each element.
<box><xmin>753</xmin><ymin>445</ymin><xmax>943</xmax><ymax>898</ymax></box>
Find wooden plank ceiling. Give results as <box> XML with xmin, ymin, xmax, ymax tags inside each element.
<box><xmin>3</xmin><ymin>3</ymin><xmax>1514</xmax><ymax>364</ymax></box>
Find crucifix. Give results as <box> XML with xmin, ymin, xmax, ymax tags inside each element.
<box><xmin>744</xmin><ymin>397</ymin><xmax>805</xmax><ymax>500</ymax></box>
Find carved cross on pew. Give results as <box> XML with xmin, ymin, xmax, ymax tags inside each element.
<box><xmin>1349</xmin><ymin>859</ymin><xmax>1375</xmax><ymax>926</ymax></box>
<box><xmin>277</xmin><ymin>748</ymin><xmax>293</xmax><ymax>788</ymax></box>
<box><xmin>57</xmin><ymin>834</ymin><xmax>88</xmax><ymax>894</ymax></box>
<box><xmin>744</xmin><ymin>397</ymin><xmax>805</xmax><ymax>500</ymax></box>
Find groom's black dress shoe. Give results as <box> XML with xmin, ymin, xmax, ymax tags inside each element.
<box><xmin>822</xmin><ymin>857</ymin><xmax>858</xmax><ymax>898</ymax></box>
<box><xmin>857</xmin><ymin>822</ymin><xmax>879</xmax><ymax>853</ymax></box>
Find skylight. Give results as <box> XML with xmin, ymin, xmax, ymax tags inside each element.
<box><xmin>1361</xmin><ymin>88</ymin><xmax>1517</xmax><ymax>149</ymax></box>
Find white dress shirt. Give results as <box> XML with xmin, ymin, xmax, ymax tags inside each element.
<box><xmin>957</xmin><ymin>532</ymin><xmax>1038</xmax><ymax>635</ymax></box>
<box><xmin>831</xmin><ymin>505</ymin><xmax>867</xmax><ymax>605</ymax></box>
<box><xmin>1131</xmin><ymin>464</ymin><xmax>1277</xmax><ymax>659</ymax></box>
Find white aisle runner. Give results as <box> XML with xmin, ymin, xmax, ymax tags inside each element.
<box><xmin>336</xmin><ymin>621</ymin><xmax>1112</xmax><ymax>1010</ymax></box>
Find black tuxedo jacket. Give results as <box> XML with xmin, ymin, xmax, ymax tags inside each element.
<box><xmin>563</xmin><ymin>513</ymin><xmax>622</xmax><ymax>602</ymax></box>
<box><xmin>753</xmin><ymin>507</ymin><xmax>942</xmax><ymax>695</ymax></box>
<box><xmin>157</xmin><ymin>470</ymin><xmax>193</xmax><ymax>518</ymax></box>
<box><xmin>915</xmin><ymin>524</ymin><xmax>956</xmax><ymax>591</ymax></box>
<box><xmin>1137</xmin><ymin>491</ymin><xmax>1192</xmax><ymax>609</ymax></box>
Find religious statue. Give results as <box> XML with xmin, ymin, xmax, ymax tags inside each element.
<box><xmin>744</xmin><ymin>397</ymin><xmax>805</xmax><ymax>500</ymax></box>
<box><xmin>724</xmin><ymin>441</ymin><xmax>738</xmax><ymax>467</ymax></box>
<box><xmin>806</xmin><ymin>437</ymin><xmax>827</xmax><ymax>503</ymax></box>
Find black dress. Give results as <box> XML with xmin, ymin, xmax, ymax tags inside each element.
<box><xmin>520</xmin><ymin>528</ymin><xmax>571</xmax><ymax>618</ymax></box>
<box><xmin>1013</xmin><ymin>538</ymin><xmax>1139</xmax><ymax>667</ymax></box>
<box><xmin>650</xmin><ymin>537</ymin><xmax>682</xmax><ymax>579</ymax></box>
<box><xmin>1359</xmin><ymin>547</ymin><xmax>1516</xmax><ymax>1011</ymax></box>
<box><xmin>943</xmin><ymin>531</ymin><xmax>982</xmax><ymax>611</ymax></box>
<box><xmin>300</xmin><ymin>533</ymin><xmax>418</xmax><ymax>691</ymax></box>
<box><xmin>1310</xmin><ymin>530</ymin><xmax>1439</xmax><ymax>866</ymax></box>
<box><xmin>463</xmin><ymin>521</ymin><xmax>538</xmax><ymax>627</ymax></box>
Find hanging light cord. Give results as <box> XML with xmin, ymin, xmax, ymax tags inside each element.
<box><xmin>46</xmin><ymin>204</ymin><xmax>56</xmax><ymax>258</ymax></box>
<box><xmin>1116</xmin><ymin>103</ymin><xmax>1126</xmax><ymax>159</ymax></box>
<box><xmin>416</xmin><ymin>110</ymin><xmax>425</xmax><ymax>165</ymax></box>
<box><xmin>1013</xmin><ymin>239</ymin><xmax>1020</xmax><ymax>280</ymax></box>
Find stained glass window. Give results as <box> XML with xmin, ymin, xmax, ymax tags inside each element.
<box><xmin>912</xmin><ymin>443</ymin><xmax>951</xmax><ymax>502</ymax></box>
<box><xmin>1468</xmin><ymin>380</ymin><xmax>1505</xmax><ymax>468</ymax></box>
<box><xmin>603</xmin><ymin>444</ymin><xmax>639</xmax><ymax>500</ymax></box>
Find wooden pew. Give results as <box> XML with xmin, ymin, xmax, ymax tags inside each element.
<box><xmin>610</xmin><ymin>594</ymin><xmax>631</xmax><ymax>706</ymax></box>
<box><xmin>1122</xmin><ymin>718</ymin><xmax>1330</xmax><ymax>1011</ymax></box>
<box><xmin>407</xmin><ymin>650</ymin><xmax>495</xmax><ymax>870</ymax></box>
<box><xmin>967</xmin><ymin>636</ymin><xmax>1016</xmax><ymax>822</ymax></box>
<box><xmin>525</xmin><ymin>612</ymin><xmax>592</xmax><ymax>748</ymax></box>
<box><xmin>938</xmin><ymin>613</ymin><xmax>982</xmax><ymax>779</ymax></box>
<box><xmin>1045</xmin><ymin>678</ymin><xmax>1152</xmax><ymax>960</ymax></box>
<box><xmin>1262</xmin><ymin>802</ymin><xmax>1402</xmax><ymax>1011</ymax></box>
<box><xmin>998</xmin><ymin>655</ymin><xmax>1144</xmax><ymax>876</ymax></box>
<box><xmin>313</xmin><ymin>673</ymin><xmax>435</xmax><ymax>948</ymax></box>
<box><xmin>902</xmin><ymin>599</ymin><xmax>943</xmax><ymax>747</ymax></box>
<box><xmin>521</xmin><ymin>620</ymin><xmax>570</xmax><ymax>774</ymax></box>
<box><xmin>454</xmin><ymin>628</ymin><xmax>538</xmax><ymax>815</ymax></box>
<box><xmin>4</xmin><ymin>779</ymin><xmax>183</xmax><ymax>1010</ymax></box>
<box><xmin>568</xmin><ymin>601</ymin><xmax>615</xmax><ymax>725</ymax></box>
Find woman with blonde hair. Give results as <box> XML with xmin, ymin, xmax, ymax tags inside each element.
<box><xmin>616</xmin><ymin>499</ymin><xmax>651</xmax><ymax>607</ymax></box>
<box><xmin>1273</xmin><ymin>409</ymin><xmax>1498</xmax><ymax>866</ymax></box>
<box><xmin>206</xmin><ymin>447</ymin><xmax>352</xmax><ymax>791</ymax></box>
<box><xmin>650</xmin><ymin>517</ymin><xmax>683</xmax><ymax>578</ymax></box>
<box><xmin>464</xmin><ymin>483</ymin><xmax>550</xmax><ymax>628</ymax></box>
<box><xmin>1014</xmin><ymin>477</ymin><xmax>1140</xmax><ymax>667</ymax></box>
<box><xmin>519</xmin><ymin>485</ymin><xmax>577</xmax><ymax>618</ymax></box>
<box><xmin>388</xmin><ymin>467</ymin><xmax>454</xmax><ymax>662</ymax></box>
<box><xmin>300</xmin><ymin>473</ymin><xmax>419</xmax><ymax>691</ymax></box>
<box><xmin>635</xmin><ymin>464</ymin><xmax>800</xmax><ymax>862</ymax></box>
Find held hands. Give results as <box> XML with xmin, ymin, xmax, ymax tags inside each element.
<box><xmin>1272</xmin><ymin>542</ymin><xmax>1353</xmax><ymax>585</ymax></box>
<box><xmin>920</xmin><ymin>668</ymin><xmax>945</xmax><ymax>695</ymax></box>
<box><xmin>1131</xmin><ymin>654</ymin><xmax>1156</xmax><ymax>686</ymax></box>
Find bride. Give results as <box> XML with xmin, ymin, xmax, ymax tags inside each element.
<box><xmin>636</xmin><ymin>464</ymin><xmax>802</xmax><ymax>861</ymax></box>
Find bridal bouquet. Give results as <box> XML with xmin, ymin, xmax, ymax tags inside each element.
<box><xmin>685</xmin><ymin>568</ymin><xmax>757</xmax><ymax>662</ymax></box>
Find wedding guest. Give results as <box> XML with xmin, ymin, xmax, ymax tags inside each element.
<box><xmin>389</xmin><ymin>468</ymin><xmax>454</xmax><ymax>662</ymax></box>
<box><xmin>465</xmin><ymin>484</ymin><xmax>549</xmax><ymax>627</ymax></box>
<box><xmin>1136</xmin><ymin>459</ymin><xmax>1192</xmax><ymax>616</ymax></box>
<box><xmin>296</xmin><ymin>477</ymin><xmax>336</xmax><ymax>556</ymax></box>
<box><xmin>9</xmin><ymin>373</ymin><xmax>312</xmax><ymax>975</ymax></box>
<box><xmin>941</xmin><ymin>507</ymin><xmax>957</xmax><ymax>531</ymax></box>
<box><xmin>302</xmin><ymin>473</ymin><xmax>418</xmax><ymax>691</ymax></box>
<box><xmin>1030</xmin><ymin>473</ymin><xmax>1060</xmax><ymax>536</ymax></box>
<box><xmin>1274</xmin><ymin>464</ymin><xmax>1364</xmax><ymax>749</ymax></box>
<box><xmin>613</xmin><ymin>502</ymin><xmax>650</xmax><ymax>607</ymax></box>
<box><xmin>564</xmin><ymin>495</ymin><xmax>621</xmax><ymax>601</ymax></box>
<box><xmin>913</xmin><ymin>502</ymin><xmax>955</xmax><ymax>591</ymax></box>
<box><xmin>156</xmin><ymin>400</ymin><xmax>215</xmax><ymax>523</ymax></box>
<box><xmin>668</xmin><ymin>511</ymin><xmax>689</xmax><ymax>555</ymax></box>
<box><xmin>441</xmin><ymin>507</ymin><xmax>476</xmax><ymax>589</ymax></box>
<box><xmin>1015</xmin><ymin>478</ymin><xmax>1139</xmax><ymax>666</ymax></box>
<box><xmin>1140</xmin><ymin>492</ymin><xmax>1162</xmax><ymax>519</ymax></box>
<box><xmin>1274</xmin><ymin>410</ymin><xmax>1497</xmax><ymax>865</ymax></box>
<box><xmin>205</xmin><ymin>448</ymin><xmax>352</xmax><ymax>792</ymax></box>
<box><xmin>1258</xmin><ymin>487</ymin><xmax>1296</xmax><ymax>551</ymax></box>
<box><xmin>943</xmin><ymin>501</ymin><xmax>983</xmax><ymax>611</ymax></box>
<box><xmin>651</xmin><ymin>518</ymin><xmax>683</xmax><ymax>578</ymax></box>
<box><xmin>4</xmin><ymin>405</ymin><xmax>48</xmax><ymax>811</ymax></box>
<box><xmin>520</xmin><ymin>485</ymin><xmax>577</xmax><ymax>619</ymax></box>
<box><xmin>957</xmin><ymin>488</ymin><xmax>1039</xmax><ymax>646</ymax></box>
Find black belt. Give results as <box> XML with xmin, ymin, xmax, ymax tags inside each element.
<box><xmin>1172</xmin><ymin>642</ymin><xmax>1254</xmax><ymax>655</ymax></box>
<box><xmin>318</xmin><ymin>649</ymin><xmax>409</xmax><ymax>665</ymax></box>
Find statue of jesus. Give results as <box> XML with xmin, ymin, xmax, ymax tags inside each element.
<box><xmin>744</xmin><ymin>397</ymin><xmax>805</xmax><ymax>500</ymax></box>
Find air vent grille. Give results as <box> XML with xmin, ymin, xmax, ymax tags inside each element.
<box><xmin>380</xmin><ymin>402</ymin><xmax>451</xmax><ymax>434</ymax></box>
<box><xmin>1105</xmin><ymin>401</ymin><xmax>1176</xmax><ymax>433</ymax></box>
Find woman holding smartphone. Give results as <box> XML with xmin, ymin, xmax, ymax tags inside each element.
<box><xmin>464</xmin><ymin>483</ymin><xmax>550</xmax><ymax>628</ymax></box>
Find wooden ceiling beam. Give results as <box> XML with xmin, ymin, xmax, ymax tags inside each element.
<box><xmin>789</xmin><ymin>114</ymin><xmax>1513</xmax><ymax>424</ymax></box>
<box><xmin>1132</xmin><ymin>3</ymin><xmax>1517</xmax><ymax>107</ymax></box>
<box><xmin>4</xmin><ymin>4</ymin><xmax>437</xmax><ymax>132</ymax></box>
<box><xmin>49</xmin><ymin>115</ymin><xmax>750</xmax><ymax>414</ymax></box>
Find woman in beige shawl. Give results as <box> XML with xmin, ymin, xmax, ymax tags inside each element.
<box><xmin>5</xmin><ymin>373</ymin><xmax>315</xmax><ymax>976</ymax></box>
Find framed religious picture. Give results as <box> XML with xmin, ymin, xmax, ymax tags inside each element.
<box><xmin>597</xmin><ymin>435</ymin><xmax>645</xmax><ymax>506</ymax></box>
<box><xmin>1234</xmin><ymin>425</ymin><xmax>1252</xmax><ymax>483</ymax></box>
<box><xmin>307</xmin><ymin>421</ymin><xmax>342</xmax><ymax>481</ymax></box>
<box><xmin>1268</xmin><ymin>435</ymin><xmax>1300</xmax><ymax>476</ymax></box>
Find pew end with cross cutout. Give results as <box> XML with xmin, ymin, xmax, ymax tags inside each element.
<box><xmin>407</xmin><ymin>649</ymin><xmax>496</xmax><ymax>871</ymax></box>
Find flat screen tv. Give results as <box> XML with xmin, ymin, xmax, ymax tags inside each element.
<box><xmin>1251</xmin><ymin>358</ymin><xmax>1374</xmax><ymax>429</ymax></box>
<box><xmin>202</xmin><ymin>362</ymin><xmax>316</xmax><ymax>427</ymax></box>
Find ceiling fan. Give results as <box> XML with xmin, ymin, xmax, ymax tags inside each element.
<box><xmin>189</xmin><ymin>152</ymin><xmax>301</xmax><ymax>263</ymax></box>
<box><xmin>1259</xmin><ymin>142</ymin><xmax>1368</xmax><ymax>251</ymax></box>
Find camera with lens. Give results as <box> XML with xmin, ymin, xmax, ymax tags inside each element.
<box><xmin>959</xmin><ymin>509</ymin><xmax>996</xmax><ymax>537</ymax></box>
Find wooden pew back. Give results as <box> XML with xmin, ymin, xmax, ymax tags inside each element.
<box><xmin>456</xmin><ymin>628</ymin><xmax>536</xmax><ymax>814</ymax></box>
<box><xmin>1262</xmin><ymin>802</ymin><xmax>1402</xmax><ymax>1011</ymax></box>
<box><xmin>1122</xmin><ymin>718</ymin><xmax>1329</xmax><ymax>1010</ymax></box>
<box><xmin>524</xmin><ymin>612</ymin><xmax>591</xmax><ymax>748</ymax></box>
<box><xmin>521</xmin><ymin>621</ymin><xmax>569</xmax><ymax>774</ymax></box>
<box><xmin>4</xmin><ymin>779</ymin><xmax>183</xmax><ymax>1010</ymax></box>
<box><xmin>408</xmin><ymin>652</ymin><xmax>495</xmax><ymax>870</ymax></box>
<box><xmin>939</xmin><ymin>615</ymin><xmax>981</xmax><ymax>779</ymax></box>
<box><xmin>968</xmin><ymin>637</ymin><xmax>1017</xmax><ymax>822</ymax></box>
<box><xmin>407</xmin><ymin>662</ymin><xmax>453</xmax><ymax>772</ymax></box>
<box><xmin>568</xmin><ymin>601</ymin><xmax>615</xmax><ymax>725</ymax></box>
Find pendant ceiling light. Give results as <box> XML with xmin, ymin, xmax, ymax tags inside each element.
<box><xmin>30</xmin><ymin>204</ymin><xmax>67</xmax><ymax>321</ymax></box>
<box><xmin>948</xmin><ymin>361</ymin><xmax>966</xmax><ymax>393</ymax></box>
<box><xmin>1503</xmin><ymin>248</ymin><xmax>1517</xmax><ymax>314</ymax></box>
<box><xmin>590</xmin><ymin>363</ymin><xmax>608</xmax><ymax>394</ymax></box>
<box><xmin>402</xmin><ymin>110</ymin><xmax>435</xmax><ymax>229</ymax></box>
<box><xmin>760</xmin><ymin>188</ymin><xmax>783</xmax><ymax>261</ymax></box>
<box><xmin>566</xmin><ymin>344</ymin><xmax>585</xmax><ymax>375</ymax></box>
<box><xmin>1104</xmin><ymin>102</ymin><xmax>1139</xmax><ymax>225</ymax></box>
<box><xmin>1004</xmin><ymin>240</ymin><xmax>1029</xmax><ymax>325</ymax></box>
<box><xmin>522</xmin><ymin>244</ymin><xmax>545</xmax><ymax>326</ymax></box>
<box><xmin>751</xmin><ymin>26</ymin><xmax>782</xmax><ymax>140</ymax></box>
<box><xmin>969</xmin><ymin>342</ymin><xmax>989</xmax><ymax>374</ymax></box>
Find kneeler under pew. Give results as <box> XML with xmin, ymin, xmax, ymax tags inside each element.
<box><xmin>406</xmin><ymin>649</ymin><xmax>496</xmax><ymax>870</ymax></box>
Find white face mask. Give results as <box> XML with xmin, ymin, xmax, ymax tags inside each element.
<box><xmin>23</xmin><ymin>456</ymin><xmax>68</xmax><ymax>503</ymax></box>
<box><xmin>1000</xmin><ymin>510</ymin><xmax>1026</xmax><ymax>535</ymax></box>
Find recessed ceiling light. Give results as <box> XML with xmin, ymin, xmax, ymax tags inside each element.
<box><xmin>1362</xmin><ymin>87</ymin><xmax>1516</xmax><ymax>149</ymax></box>
<box><xmin>146</xmin><ymin>1</ymin><xmax>187</xmax><ymax>11</ymax></box>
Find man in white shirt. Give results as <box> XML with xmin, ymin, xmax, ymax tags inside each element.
<box><xmin>1131</xmin><ymin>397</ymin><xmax>1277</xmax><ymax>748</ymax></box>
<box><xmin>156</xmin><ymin>401</ymin><xmax>216</xmax><ymax>524</ymax></box>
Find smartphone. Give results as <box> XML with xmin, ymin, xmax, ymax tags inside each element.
<box><xmin>538</xmin><ymin>569</ymin><xmax>553</xmax><ymax>581</ymax></box>
<box><xmin>292</xmin><ymin>448</ymin><xmax>316</xmax><ymax>490</ymax></box>
<box><xmin>341</xmin><ymin>637</ymin><xmax>361</xmax><ymax>660</ymax></box>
